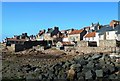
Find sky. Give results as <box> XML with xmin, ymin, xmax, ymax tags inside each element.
<box><xmin>1</xmin><ymin>2</ymin><xmax>119</xmax><ymax>41</ymax></box>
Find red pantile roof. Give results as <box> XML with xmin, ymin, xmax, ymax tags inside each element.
<box><xmin>69</xmin><ymin>29</ymin><xmax>83</xmax><ymax>35</ymax></box>
<box><xmin>84</xmin><ymin>32</ymin><xmax>96</xmax><ymax>38</ymax></box>
<box><xmin>7</xmin><ymin>38</ymin><xmax>26</xmax><ymax>41</ymax></box>
<box><xmin>62</xmin><ymin>42</ymin><xmax>75</xmax><ymax>45</ymax></box>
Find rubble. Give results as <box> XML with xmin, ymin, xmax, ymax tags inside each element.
<box><xmin>2</xmin><ymin>50</ymin><xmax>120</xmax><ymax>80</ymax></box>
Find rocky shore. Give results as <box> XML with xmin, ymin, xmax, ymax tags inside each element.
<box><xmin>1</xmin><ymin>47</ymin><xmax>120</xmax><ymax>81</ymax></box>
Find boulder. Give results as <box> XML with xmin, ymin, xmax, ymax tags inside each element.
<box><xmin>86</xmin><ymin>61</ymin><xmax>94</xmax><ymax>69</ymax></box>
<box><xmin>109</xmin><ymin>74</ymin><xmax>118</xmax><ymax>79</ymax></box>
<box><xmin>79</xmin><ymin>60</ymin><xmax>88</xmax><ymax>66</ymax></box>
<box><xmin>92</xmin><ymin>54</ymin><xmax>102</xmax><ymax>60</ymax></box>
<box><xmin>95</xmin><ymin>70</ymin><xmax>103</xmax><ymax>77</ymax></box>
<box><xmin>85</xmin><ymin>70</ymin><xmax>93</xmax><ymax>79</ymax></box>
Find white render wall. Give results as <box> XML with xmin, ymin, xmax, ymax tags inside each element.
<box><xmin>69</xmin><ymin>34</ymin><xmax>80</xmax><ymax>41</ymax></box>
<box><xmin>106</xmin><ymin>31</ymin><xmax>117</xmax><ymax>40</ymax></box>
<box><xmin>63</xmin><ymin>37</ymin><xmax>69</xmax><ymax>42</ymax></box>
<box><xmin>117</xmin><ymin>34</ymin><xmax>120</xmax><ymax>41</ymax></box>
<box><xmin>83</xmin><ymin>33</ymin><xmax>99</xmax><ymax>46</ymax></box>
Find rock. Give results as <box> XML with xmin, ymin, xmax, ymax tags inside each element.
<box><xmin>109</xmin><ymin>74</ymin><xmax>118</xmax><ymax>79</ymax></box>
<box><xmin>86</xmin><ymin>61</ymin><xmax>94</xmax><ymax>69</ymax></box>
<box><xmin>92</xmin><ymin>54</ymin><xmax>102</xmax><ymax>60</ymax></box>
<box><xmin>62</xmin><ymin>61</ymin><xmax>71</xmax><ymax>68</ymax></box>
<box><xmin>74</xmin><ymin>56</ymin><xmax>84</xmax><ymax>61</ymax></box>
<box><xmin>79</xmin><ymin>60</ymin><xmax>88</xmax><ymax>66</ymax></box>
<box><xmin>85</xmin><ymin>70</ymin><xmax>93</xmax><ymax>79</ymax></box>
<box><xmin>38</xmin><ymin>74</ymin><xmax>43</xmax><ymax>80</ymax></box>
<box><xmin>107</xmin><ymin>65</ymin><xmax>116</xmax><ymax>73</ymax></box>
<box><xmin>95</xmin><ymin>70</ymin><xmax>103</xmax><ymax>77</ymax></box>
<box><xmin>94</xmin><ymin>63</ymin><xmax>102</xmax><ymax>70</ymax></box>
<box><xmin>69</xmin><ymin>60</ymin><xmax>76</xmax><ymax>64</ymax></box>
<box><xmin>103</xmin><ymin>67</ymin><xmax>110</xmax><ymax>77</ymax></box>
<box><xmin>104</xmin><ymin>54</ymin><xmax>111</xmax><ymax>61</ymax></box>
<box><xmin>70</xmin><ymin>64</ymin><xmax>81</xmax><ymax>69</ymax></box>
<box><xmin>49</xmin><ymin>66</ymin><xmax>55</xmax><ymax>72</ymax></box>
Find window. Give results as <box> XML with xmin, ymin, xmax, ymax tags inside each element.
<box><xmin>92</xmin><ymin>37</ymin><xmax>94</xmax><ymax>40</ymax></box>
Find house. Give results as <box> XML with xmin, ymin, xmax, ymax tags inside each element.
<box><xmin>62</xmin><ymin>36</ymin><xmax>69</xmax><ymax>42</ymax></box>
<box><xmin>109</xmin><ymin>20</ymin><xmax>120</xmax><ymax>28</ymax></box>
<box><xmin>68</xmin><ymin>29</ymin><xmax>87</xmax><ymax>42</ymax></box>
<box><xmin>36</xmin><ymin>30</ymin><xmax>45</xmax><ymax>41</ymax></box>
<box><xmin>83</xmin><ymin>32</ymin><xmax>99</xmax><ymax>46</ymax></box>
<box><xmin>5</xmin><ymin>38</ymin><xmax>26</xmax><ymax>46</ymax></box>
<box><xmin>60</xmin><ymin>29</ymin><xmax>74</xmax><ymax>37</ymax></box>
<box><xmin>89</xmin><ymin>22</ymin><xmax>101</xmax><ymax>32</ymax></box>
<box><xmin>29</xmin><ymin>35</ymin><xmax>36</xmax><ymax>41</ymax></box>
<box><xmin>44</xmin><ymin>27</ymin><xmax>60</xmax><ymax>41</ymax></box>
<box><xmin>115</xmin><ymin>25</ymin><xmax>120</xmax><ymax>41</ymax></box>
<box><xmin>5</xmin><ymin>33</ymin><xmax>30</xmax><ymax>46</ymax></box>
<box><xmin>98</xmin><ymin>25</ymin><xmax>118</xmax><ymax>40</ymax></box>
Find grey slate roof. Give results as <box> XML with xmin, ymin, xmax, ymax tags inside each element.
<box><xmin>97</xmin><ymin>25</ymin><xmax>113</xmax><ymax>35</ymax></box>
<box><xmin>97</xmin><ymin>25</ymin><xmax>120</xmax><ymax>35</ymax></box>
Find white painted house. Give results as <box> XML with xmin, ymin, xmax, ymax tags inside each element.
<box><xmin>83</xmin><ymin>32</ymin><xmax>99</xmax><ymax>46</ymax></box>
<box><xmin>98</xmin><ymin>25</ymin><xmax>120</xmax><ymax>41</ymax></box>
<box><xmin>62</xmin><ymin>37</ymin><xmax>69</xmax><ymax>42</ymax></box>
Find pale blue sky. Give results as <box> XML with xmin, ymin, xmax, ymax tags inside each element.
<box><xmin>2</xmin><ymin>2</ymin><xmax>119</xmax><ymax>41</ymax></box>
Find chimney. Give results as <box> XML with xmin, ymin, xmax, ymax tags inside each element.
<box><xmin>48</xmin><ymin>28</ymin><xmax>51</xmax><ymax>32</ymax></box>
<box><xmin>92</xmin><ymin>23</ymin><xmax>94</xmax><ymax>26</ymax></box>
<box><xmin>54</xmin><ymin>27</ymin><xmax>59</xmax><ymax>31</ymax></box>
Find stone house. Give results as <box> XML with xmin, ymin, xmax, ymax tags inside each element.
<box><xmin>44</xmin><ymin>27</ymin><xmax>60</xmax><ymax>41</ymax></box>
<box><xmin>68</xmin><ymin>29</ymin><xmax>87</xmax><ymax>42</ymax></box>
<box><xmin>98</xmin><ymin>25</ymin><xmax>120</xmax><ymax>41</ymax></box>
<box><xmin>36</xmin><ymin>30</ymin><xmax>45</xmax><ymax>41</ymax></box>
<box><xmin>62</xmin><ymin>36</ymin><xmax>69</xmax><ymax>42</ymax></box>
<box><xmin>5</xmin><ymin>33</ymin><xmax>29</xmax><ymax>46</ymax></box>
<box><xmin>115</xmin><ymin>25</ymin><xmax>120</xmax><ymax>41</ymax></box>
<box><xmin>109</xmin><ymin>20</ymin><xmax>120</xmax><ymax>28</ymax></box>
<box><xmin>5</xmin><ymin>38</ymin><xmax>26</xmax><ymax>46</ymax></box>
<box><xmin>83</xmin><ymin>32</ymin><xmax>99</xmax><ymax>46</ymax></box>
<box><xmin>90</xmin><ymin>22</ymin><xmax>101</xmax><ymax>31</ymax></box>
<box><xmin>60</xmin><ymin>29</ymin><xmax>74</xmax><ymax>37</ymax></box>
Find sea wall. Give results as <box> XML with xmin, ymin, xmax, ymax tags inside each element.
<box><xmin>77</xmin><ymin>41</ymin><xmax>88</xmax><ymax>47</ymax></box>
<box><xmin>99</xmin><ymin>40</ymin><xmax>116</xmax><ymax>47</ymax></box>
<box><xmin>76</xmin><ymin>47</ymin><xmax>120</xmax><ymax>54</ymax></box>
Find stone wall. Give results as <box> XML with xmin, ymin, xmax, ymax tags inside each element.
<box><xmin>15</xmin><ymin>44</ymin><xmax>24</xmax><ymax>52</ymax></box>
<box><xmin>99</xmin><ymin>40</ymin><xmax>116</xmax><ymax>47</ymax></box>
<box><xmin>6</xmin><ymin>41</ymin><xmax>49</xmax><ymax>52</ymax></box>
<box><xmin>76</xmin><ymin>47</ymin><xmax>120</xmax><ymax>54</ymax></box>
<box><xmin>77</xmin><ymin>41</ymin><xmax>88</xmax><ymax>47</ymax></box>
<box><xmin>7</xmin><ymin>44</ymin><xmax>15</xmax><ymax>52</ymax></box>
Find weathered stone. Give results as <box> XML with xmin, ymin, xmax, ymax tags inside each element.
<box><xmin>107</xmin><ymin>65</ymin><xmax>116</xmax><ymax>73</ymax></box>
<box><xmin>92</xmin><ymin>54</ymin><xmax>102</xmax><ymax>60</ymax></box>
<box><xmin>70</xmin><ymin>64</ymin><xmax>81</xmax><ymax>69</ymax></box>
<box><xmin>69</xmin><ymin>60</ymin><xmax>76</xmax><ymax>64</ymax></box>
<box><xmin>104</xmin><ymin>54</ymin><xmax>111</xmax><ymax>61</ymax></box>
<box><xmin>85</xmin><ymin>70</ymin><xmax>93</xmax><ymax>79</ymax></box>
<box><xmin>94</xmin><ymin>63</ymin><xmax>102</xmax><ymax>70</ymax></box>
<box><xmin>38</xmin><ymin>74</ymin><xmax>43</xmax><ymax>80</ymax></box>
<box><xmin>79</xmin><ymin>60</ymin><xmax>88</xmax><ymax>66</ymax></box>
<box><xmin>103</xmin><ymin>67</ymin><xmax>110</xmax><ymax>77</ymax></box>
<box><xmin>74</xmin><ymin>56</ymin><xmax>84</xmax><ymax>61</ymax></box>
<box><xmin>95</xmin><ymin>70</ymin><xmax>103</xmax><ymax>77</ymax></box>
<box><xmin>86</xmin><ymin>61</ymin><xmax>94</xmax><ymax>69</ymax></box>
<box><xmin>109</xmin><ymin>74</ymin><xmax>118</xmax><ymax>79</ymax></box>
<box><xmin>62</xmin><ymin>61</ymin><xmax>71</xmax><ymax>68</ymax></box>
<box><xmin>78</xmin><ymin>76</ymin><xmax>84</xmax><ymax>80</ymax></box>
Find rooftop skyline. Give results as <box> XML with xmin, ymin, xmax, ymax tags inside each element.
<box><xmin>2</xmin><ymin>2</ymin><xmax>119</xmax><ymax>41</ymax></box>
